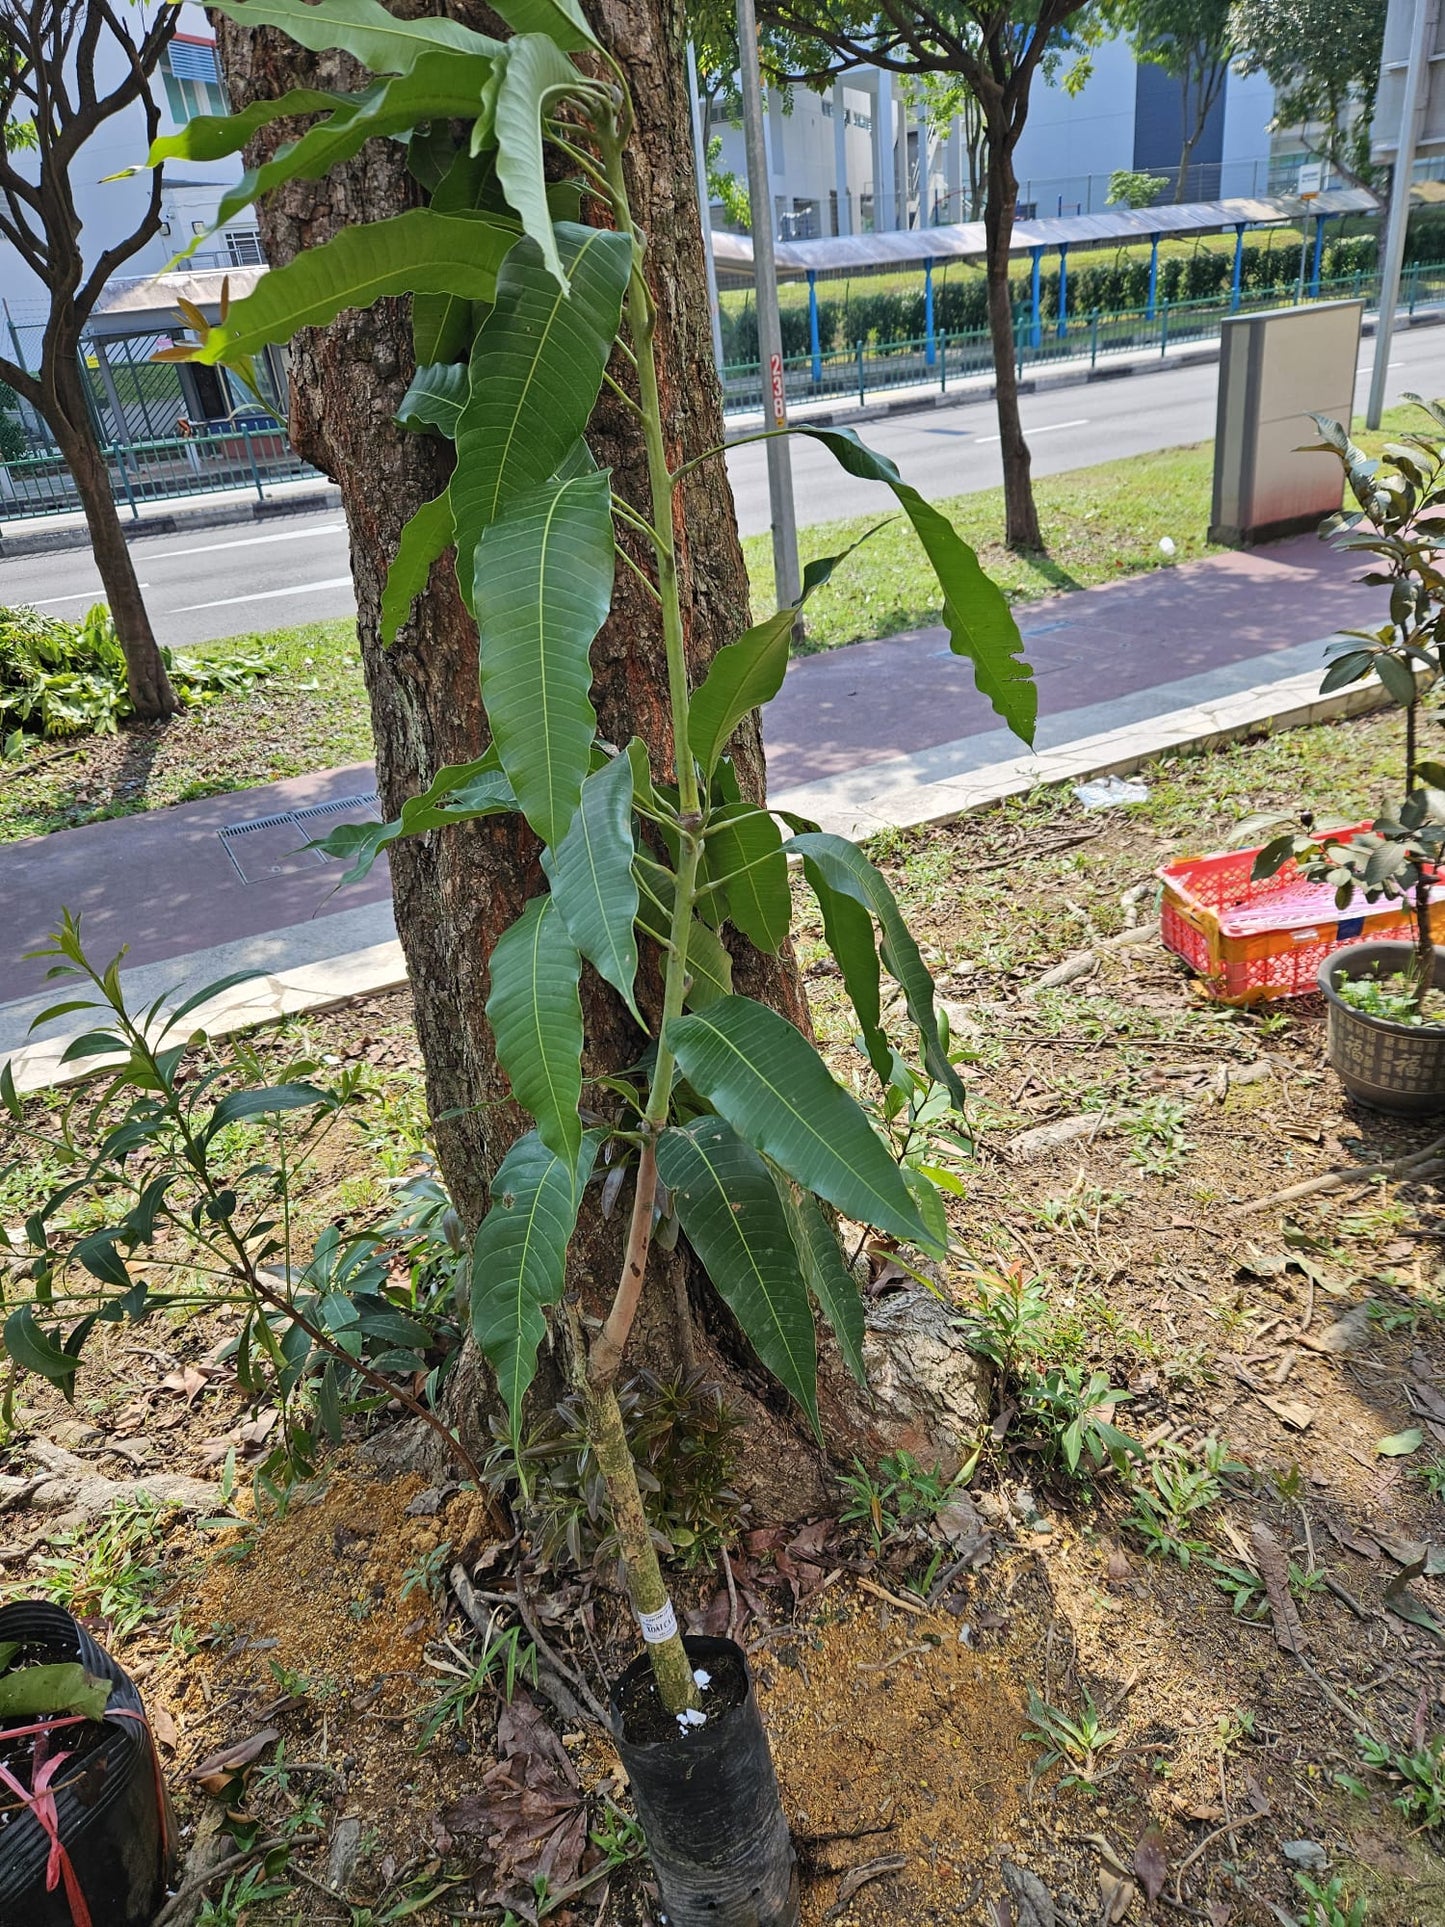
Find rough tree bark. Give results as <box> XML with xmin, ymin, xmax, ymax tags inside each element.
<box><xmin>212</xmin><ymin>0</ymin><xmax>853</xmax><ymax>1517</ymax></box>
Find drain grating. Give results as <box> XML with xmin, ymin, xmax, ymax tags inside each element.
<box><xmin>218</xmin><ymin>792</ymin><xmax>381</xmax><ymax>885</ymax></box>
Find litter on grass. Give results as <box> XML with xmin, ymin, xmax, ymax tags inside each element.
<box><xmin>1074</xmin><ymin>774</ymin><xmax>1150</xmax><ymax>812</ymax></box>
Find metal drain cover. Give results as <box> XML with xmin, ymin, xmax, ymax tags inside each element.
<box><xmin>218</xmin><ymin>792</ymin><xmax>381</xmax><ymax>885</ymax></box>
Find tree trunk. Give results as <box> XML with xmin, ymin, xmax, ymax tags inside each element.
<box><xmin>982</xmin><ymin>131</ymin><xmax>1042</xmax><ymax>553</ymax></box>
<box><xmin>49</xmin><ymin>357</ymin><xmax>178</xmax><ymax>720</ymax></box>
<box><xmin>213</xmin><ymin>1</ymin><xmax>836</xmax><ymax>1519</ymax></box>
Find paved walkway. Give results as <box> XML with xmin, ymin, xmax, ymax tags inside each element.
<box><xmin>0</xmin><ymin>532</ymin><xmax>1379</xmax><ymax>1059</ymax></box>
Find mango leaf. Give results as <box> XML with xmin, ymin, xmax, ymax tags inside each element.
<box><xmin>312</xmin><ymin>756</ymin><xmax>515</xmax><ymax>884</ymax></box>
<box><xmin>474</xmin><ymin>471</ymin><xmax>613</xmax><ymax>848</ymax></box>
<box><xmin>492</xmin><ymin>34</ymin><xmax>600</xmax><ymax>292</ymax></box>
<box><xmin>396</xmin><ymin>362</ymin><xmax>469</xmax><ymax>439</ymax></box>
<box><xmin>666</xmin><ymin>996</ymin><xmax>936</xmax><ymax>1251</ymax></box>
<box><xmin>779</xmin><ymin>1179</ymin><xmax>867</xmax><ymax>1387</ymax></box>
<box><xmin>148</xmin><ymin>88</ymin><xmax>342</xmax><ymax>166</ymax></box>
<box><xmin>0</xmin><ymin>1664</ymin><xmax>112</xmax><ymax>1723</ymax></box>
<box><xmin>686</xmin><ymin>534</ymin><xmax>881</xmax><ymax>780</ymax></box>
<box><xmin>452</xmin><ymin>223</ymin><xmax>630</xmax><ymax>607</ymax></box>
<box><xmin>801</xmin><ymin>852</ymin><xmax>888</xmax><ymax>1086</ymax></box>
<box><xmin>791</xmin><ymin>427</ymin><xmax>1035</xmax><ymax>744</ymax></box>
<box><xmin>487</xmin><ymin>0</ymin><xmax>598</xmax><ymax>51</ymax></box>
<box><xmin>414</xmin><ymin>146</ymin><xmax>502</xmax><ymax>365</ymax></box>
<box><xmin>381</xmin><ymin>488</ymin><xmax>455</xmax><ymax>645</ymax></box>
<box><xmin>205</xmin><ymin>56</ymin><xmax>495</xmax><ymax>247</ymax></box>
<box><xmin>705</xmin><ymin>804</ymin><xmax>790</xmax><ymax>953</ymax></box>
<box><xmin>634</xmin><ymin>867</ymin><xmax>733</xmax><ymax>1008</ymax></box>
<box><xmin>655</xmin><ymin>1117</ymin><xmax>818</xmax><ymax>1432</ymax></box>
<box><xmin>542</xmin><ymin>753</ymin><xmax>642</xmax><ymax>1022</ymax></box>
<box><xmin>787</xmin><ymin>831</ymin><xmax>963</xmax><ymax>1111</ymax></box>
<box><xmin>471</xmin><ymin>1130</ymin><xmax>596</xmax><ymax>1442</ymax></box>
<box><xmin>195</xmin><ymin>211</ymin><xmax>517</xmax><ymax>361</ymax></box>
<box><xmin>485</xmin><ymin>896</ymin><xmax>584</xmax><ymax>1168</ymax></box>
<box><xmin>209</xmin><ymin>0</ymin><xmax>501</xmax><ymax>74</ymax></box>
<box><xmin>4</xmin><ymin>1306</ymin><xmax>79</xmax><ymax>1398</ymax></box>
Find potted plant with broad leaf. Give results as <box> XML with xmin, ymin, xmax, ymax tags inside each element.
<box><xmin>1253</xmin><ymin>401</ymin><xmax>1445</xmax><ymax>1112</ymax></box>
<box><xmin>148</xmin><ymin>1</ymin><xmax>1035</xmax><ymax>1918</ymax></box>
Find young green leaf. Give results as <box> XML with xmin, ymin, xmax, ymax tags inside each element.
<box><xmin>396</xmin><ymin>362</ymin><xmax>469</xmax><ymax>439</ymax></box>
<box><xmin>209</xmin><ymin>0</ymin><xmax>501</xmax><ymax>75</ymax></box>
<box><xmin>800</xmin><ymin>852</ymin><xmax>889</xmax><ymax>1086</ymax></box>
<box><xmin>491</xmin><ymin>35</ymin><xmax>602</xmax><ymax>292</ymax></box>
<box><xmin>207</xmin><ymin>1083</ymin><xmax>331</xmax><ymax>1138</ymax></box>
<box><xmin>487</xmin><ymin>0</ymin><xmax>598</xmax><ymax>52</ymax></box>
<box><xmin>634</xmin><ymin>867</ymin><xmax>734</xmax><ymax>1007</ymax></box>
<box><xmin>474</xmin><ymin>471</ymin><xmax>613</xmax><ymax>847</ymax></box>
<box><xmin>4</xmin><ymin>1306</ymin><xmax>79</xmax><ymax>1398</ymax></box>
<box><xmin>194</xmin><ymin>211</ymin><xmax>517</xmax><ymax>362</ymax></box>
<box><xmin>471</xmin><ymin>1130</ymin><xmax>596</xmax><ymax>1442</ymax></box>
<box><xmin>666</xmin><ymin>996</ymin><xmax>936</xmax><ymax>1251</ymax></box>
<box><xmin>311</xmin><ymin>756</ymin><xmax>515</xmax><ymax>884</ymax></box>
<box><xmin>779</xmin><ymin>1180</ymin><xmax>867</xmax><ymax>1387</ymax></box>
<box><xmin>381</xmin><ymin>488</ymin><xmax>455</xmax><ymax>645</ymax></box>
<box><xmin>704</xmin><ymin>804</ymin><xmax>790</xmax><ymax>953</ymax></box>
<box><xmin>656</xmin><ymin>1117</ymin><xmax>818</xmax><ymax>1431</ymax></box>
<box><xmin>452</xmin><ymin>223</ymin><xmax>631</xmax><ymax>606</ymax></box>
<box><xmin>791</xmin><ymin>426</ymin><xmax>1035</xmax><ymax>744</ymax></box>
<box><xmin>147</xmin><ymin>88</ymin><xmax>342</xmax><ymax>167</ymax></box>
<box><xmin>542</xmin><ymin>753</ymin><xmax>642</xmax><ymax>1022</ymax></box>
<box><xmin>0</xmin><ymin>1663</ymin><xmax>112</xmax><ymax>1723</ymax></box>
<box><xmin>486</xmin><ymin>896</ymin><xmax>584</xmax><ymax>1168</ymax></box>
<box><xmin>788</xmin><ymin>831</ymin><xmax>964</xmax><ymax>1112</ymax></box>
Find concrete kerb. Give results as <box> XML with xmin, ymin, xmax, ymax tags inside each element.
<box><xmin>1</xmin><ymin>652</ymin><xmax>1395</xmax><ymax>1098</ymax></box>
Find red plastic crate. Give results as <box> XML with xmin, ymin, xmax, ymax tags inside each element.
<box><xmin>1158</xmin><ymin>824</ymin><xmax>1445</xmax><ymax>1005</ymax></box>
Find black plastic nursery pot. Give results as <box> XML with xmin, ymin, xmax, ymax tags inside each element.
<box><xmin>1319</xmin><ymin>940</ymin><xmax>1445</xmax><ymax>1116</ymax></box>
<box><xmin>0</xmin><ymin>1600</ymin><xmax>174</xmax><ymax>1927</ymax></box>
<box><xmin>611</xmin><ymin>1634</ymin><xmax>798</xmax><ymax>1927</ymax></box>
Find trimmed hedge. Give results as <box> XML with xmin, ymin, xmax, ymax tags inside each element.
<box><xmin>719</xmin><ymin>225</ymin><xmax>1436</xmax><ymax>364</ymax></box>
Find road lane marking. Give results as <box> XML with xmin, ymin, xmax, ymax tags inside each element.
<box><xmin>29</xmin><ymin>586</ymin><xmax>147</xmax><ymax>605</ymax></box>
<box><xmin>172</xmin><ymin>575</ymin><xmax>354</xmax><ymax>612</ymax></box>
<box><xmin>976</xmin><ymin>418</ymin><xmax>1088</xmax><ymax>444</ymax></box>
<box><xmin>143</xmin><ymin>521</ymin><xmax>348</xmax><ymax>561</ymax></box>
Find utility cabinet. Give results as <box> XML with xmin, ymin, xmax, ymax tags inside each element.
<box><xmin>1209</xmin><ymin>299</ymin><xmax>1365</xmax><ymax>546</ymax></box>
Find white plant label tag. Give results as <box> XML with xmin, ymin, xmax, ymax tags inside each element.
<box><xmin>637</xmin><ymin>1600</ymin><xmax>678</xmax><ymax>1645</ymax></box>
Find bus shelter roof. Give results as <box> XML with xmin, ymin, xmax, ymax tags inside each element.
<box><xmin>710</xmin><ymin>186</ymin><xmax>1378</xmax><ymax>280</ymax></box>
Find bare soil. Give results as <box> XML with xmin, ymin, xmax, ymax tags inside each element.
<box><xmin>1</xmin><ymin>702</ymin><xmax>1443</xmax><ymax>1924</ymax></box>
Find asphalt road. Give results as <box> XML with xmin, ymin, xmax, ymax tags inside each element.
<box><xmin>3</xmin><ymin>329</ymin><xmax>1441</xmax><ymax>651</ymax></box>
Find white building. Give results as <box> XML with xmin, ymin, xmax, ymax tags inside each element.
<box><xmin>709</xmin><ymin>36</ymin><xmax>1286</xmax><ymax>239</ymax></box>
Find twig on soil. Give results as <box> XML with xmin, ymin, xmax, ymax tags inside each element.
<box><xmin>1225</xmin><ymin>1134</ymin><xmax>1445</xmax><ymax>1219</ymax></box>
<box><xmin>462</xmin><ymin>1576</ymin><xmax>610</xmax><ymax>1724</ymax></box>
<box><xmin>1323</xmin><ymin>1573</ymin><xmax>1372</xmax><ymax>1620</ymax></box>
<box><xmin>1171</xmin><ymin>1812</ymin><xmax>1265</xmax><ymax>1905</ymax></box>
<box><xmin>856</xmin><ymin>1576</ymin><xmax>927</xmax><ymax>1616</ymax></box>
<box><xmin>721</xmin><ymin>1541</ymin><xmax>740</xmax><ymax>1641</ymax></box>
<box><xmin>152</xmin><ymin>1834</ymin><xmax>318</xmax><ymax>1927</ymax></box>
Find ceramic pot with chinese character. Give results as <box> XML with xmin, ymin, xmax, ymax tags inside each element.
<box><xmin>1319</xmin><ymin>940</ymin><xmax>1445</xmax><ymax>1115</ymax></box>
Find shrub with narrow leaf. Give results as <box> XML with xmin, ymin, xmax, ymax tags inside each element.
<box><xmin>150</xmin><ymin>0</ymin><xmax>1035</xmax><ymax>1714</ymax></box>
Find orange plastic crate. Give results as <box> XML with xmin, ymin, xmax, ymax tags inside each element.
<box><xmin>1158</xmin><ymin>825</ymin><xmax>1444</xmax><ymax>1005</ymax></box>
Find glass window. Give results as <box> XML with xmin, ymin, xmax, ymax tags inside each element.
<box><xmin>160</xmin><ymin>40</ymin><xmax>228</xmax><ymax>123</ymax></box>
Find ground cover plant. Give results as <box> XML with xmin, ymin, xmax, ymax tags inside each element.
<box><xmin>3</xmin><ymin>700</ymin><xmax>1445</xmax><ymax>1922</ymax></box>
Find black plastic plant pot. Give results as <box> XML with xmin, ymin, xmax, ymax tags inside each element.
<box><xmin>0</xmin><ymin>1600</ymin><xmax>175</xmax><ymax>1927</ymax></box>
<box><xmin>611</xmin><ymin>1634</ymin><xmax>798</xmax><ymax>1927</ymax></box>
<box><xmin>1319</xmin><ymin>939</ymin><xmax>1445</xmax><ymax>1115</ymax></box>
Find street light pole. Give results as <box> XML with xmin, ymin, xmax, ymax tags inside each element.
<box><xmin>686</xmin><ymin>42</ymin><xmax>726</xmax><ymax>379</ymax></box>
<box><xmin>736</xmin><ymin>0</ymin><xmax>801</xmax><ymax>612</ymax></box>
<box><xmin>1369</xmin><ymin>0</ymin><xmax>1437</xmax><ymax>428</ymax></box>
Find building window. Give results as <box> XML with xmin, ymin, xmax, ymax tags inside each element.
<box><xmin>225</xmin><ymin>229</ymin><xmax>265</xmax><ymax>266</ymax></box>
<box><xmin>161</xmin><ymin>38</ymin><xmax>228</xmax><ymax>123</ymax></box>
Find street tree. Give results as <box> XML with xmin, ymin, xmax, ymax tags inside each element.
<box><xmin>0</xmin><ymin>0</ymin><xmax>179</xmax><ymax>717</ymax></box>
<box><xmin>1118</xmin><ymin>0</ymin><xmax>1233</xmax><ymax>198</ymax></box>
<box><xmin>734</xmin><ymin>0</ymin><xmax>1098</xmax><ymax>553</ymax></box>
<box><xmin>197</xmin><ymin>0</ymin><xmax>1030</xmax><ymax>1535</ymax></box>
<box><xmin>1228</xmin><ymin>0</ymin><xmax>1385</xmax><ymax>186</ymax></box>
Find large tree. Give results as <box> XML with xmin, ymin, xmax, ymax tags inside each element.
<box><xmin>732</xmin><ymin>1</ymin><xmax>1096</xmax><ymax>553</ymax></box>
<box><xmin>1228</xmin><ymin>0</ymin><xmax>1384</xmax><ymax>187</ymax></box>
<box><xmin>0</xmin><ymin>0</ymin><xmax>178</xmax><ymax>717</ymax></box>
<box><xmin>208</xmin><ymin>0</ymin><xmax>843</xmax><ymax>1519</ymax></box>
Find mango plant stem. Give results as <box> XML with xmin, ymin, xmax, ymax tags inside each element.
<box><xmin>571</xmin><ymin>106</ymin><xmax>712</xmax><ymax>1716</ymax></box>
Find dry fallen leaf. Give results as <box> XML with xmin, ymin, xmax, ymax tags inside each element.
<box><xmin>187</xmin><ymin>1726</ymin><xmax>280</xmax><ymax>1793</ymax></box>
<box><xmin>1250</xmin><ymin>1522</ymin><xmax>1308</xmax><ymax>1655</ymax></box>
<box><xmin>1133</xmin><ymin>1822</ymin><xmax>1169</xmax><ymax>1905</ymax></box>
<box><xmin>1099</xmin><ymin>1869</ymin><xmax>1135</xmax><ymax>1923</ymax></box>
<box><xmin>1258</xmin><ymin>1395</ymin><xmax>1314</xmax><ymax>1431</ymax></box>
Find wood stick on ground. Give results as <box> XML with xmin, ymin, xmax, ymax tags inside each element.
<box><xmin>1225</xmin><ymin>1132</ymin><xmax>1445</xmax><ymax>1219</ymax></box>
<box><xmin>856</xmin><ymin>1575</ymin><xmax>928</xmax><ymax>1616</ymax></box>
<box><xmin>1171</xmin><ymin>1812</ymin><xmax>1266</xmax><ymax>1907</ymax></box>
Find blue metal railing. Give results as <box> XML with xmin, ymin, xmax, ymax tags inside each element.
<box><xmin>0</xmin><ymin>423</ymin><xmax>321</xmax><ymax>523</ymax></box>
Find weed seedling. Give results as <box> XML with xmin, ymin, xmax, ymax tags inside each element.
<box><xmin>1129</xmin><ymin>1437</ymin><xmax>1242</xmax><ymax>1565</ymax></box>
<box><xmin>1349</xmin><ymin>1729</ymin><xmax>1445</xmax><ymax>1830</ymax></box>
<box><xmin>1408</xmin><ymin>1454</ymin><xmax>1445</xmax><ymax>1503</ymax></box>
<box><xmin>1023</xmin><ymin>1685</ymin><xmax>1119</xmax><ymax>1790</ymax></box>
<box><xmin>33</xmin><ymin>1491</ymin><xmax>172</xmax><ymax>1635</ymax></box>
<box><xmin>1293</xmin><ymin>1871</ymin><xmax>1366</xmax><ymax>1927</ymax></box>
<box><xmin>1124</xmin><ymin>1097</ymin><xmax>1193</xmax><ymax>1178</ymax></box>
<box><xmin>839</xmin><ymin>1449</ymin><xmax>973</xmax><ymax>1552</ymax></box>
<box><xmin>419</xmin><ymin>1626</ymin><xmax>538</xmax><ymax>1746</ymax></box>
<box><xmin>400</xmin><ymin>1541</ymin><xmax>452</xmax><ymax>1604</ymax></box>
